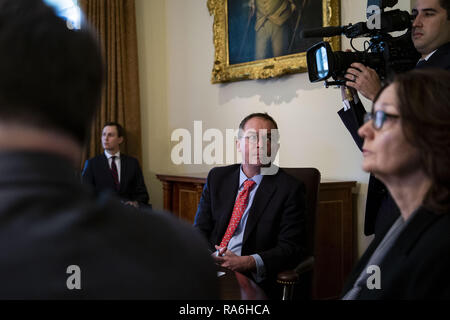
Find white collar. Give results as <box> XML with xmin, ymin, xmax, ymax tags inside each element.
<box><xmin>239</xmin><ymin>166</ymin><xmax>263</xmax><ymax>188</ymax></box>
<box><xmin>104</xmin><ymin>150</ymin><xmax>120</xmax><ymax>159</ymax></box>
<box><xmin>423</xmin><ymin>49</ymin><xmax>438</xmax><ymax>61</ymax></box>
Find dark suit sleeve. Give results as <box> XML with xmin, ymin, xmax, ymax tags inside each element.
<box><xmin>193</xmin><ymin>171</ymin><xmax>215</xmax><ymax>251</ymax></box>
<box><xmin>131</xmin><ymin>159</ymin><xmax>150</xmax><ymax>205</ymax></box>
<box><xmin>337</xmin><ymin>99</ymin><xmax>367</xmax><ymax>151</ymax></box>
<box><xmin>406</xmin><ymin>244</ymin><xmax>450</xmax><ymax>299</ymax></box>
<box><xmin>81</xmin><ymin>159</ymin><xmax>95</xmax><ymax>186</ymax></box>
<box><xmin>259</xmin><ymin>181</ymin><xmax>306</xmax><ymax>276</ymax></box>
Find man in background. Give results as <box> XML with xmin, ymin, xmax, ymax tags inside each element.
<box><xmin>0</xmin><ymin>0</ymin><xmax>217</xmax><ymax>299</ymax></box>
<box><xmin>338</xmin><ymin>0</ymin><xmax>450</xmax><ymax>238</ymax></box>
<box><xmin>82</xmin><ymin>122</ymin><xmax>150</xmax><ymax>209</ymax></box>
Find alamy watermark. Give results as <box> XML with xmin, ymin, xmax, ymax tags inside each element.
<box><xmin>366</xmin><ymin>265</ymin><xmax>381</xmax><ymax>290</ymax></box>
<box><xmin>171</xmin><ymin>121</ymin><xmax>280</xmax><ymax>175</ymax></box>
<box><xmin>66</xmin><ymin>265</ymin><xmax>81</xmax><ymax>290</ymax></box>
<box><xmin>367</xmin><ymin>5</ymin><xmax>383</xmax><ymax>30</ymax></box>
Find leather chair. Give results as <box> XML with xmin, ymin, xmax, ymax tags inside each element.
<box><xmin>277</xmin><ymin>167</ymin><xmax>321</xmax><ymax>300</ymax></box>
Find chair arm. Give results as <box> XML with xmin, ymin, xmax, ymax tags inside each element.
<box><xmin>276</xmin><ymin>256</ymin><xmax>314</xmax><ymax>285</ymax></box>
<box><xmin>294</xmin><ymin>256</ymin><xmax>314</xmax><ymax>275</ymax></box>
<box><xmin>276</xmin><ymin>270</ymin><xmax>299</xmax><ymax>285</ymax></box>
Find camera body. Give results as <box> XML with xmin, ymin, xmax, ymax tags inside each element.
<box><xmin>305</xmin><ymin>0</ymin><xmax>420</xmax><ymax>85</ymax></box>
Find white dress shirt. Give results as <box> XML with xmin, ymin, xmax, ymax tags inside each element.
<box><xmin>226</xmin><ymin>167</ymin><xmax>266</xmax><ymax>282</ymax></box>
<box><xmin>104</xmin><ymin>150</ymin><xmax>121</xmax><ymax>183</ymax></box>
<box><xmin>417</xmin><ymin>49</ymin><xmax>438</xmax><ymax>65</ymax></box>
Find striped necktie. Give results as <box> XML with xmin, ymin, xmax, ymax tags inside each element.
<box><xmin>110</xmin><ymin>156</ymin><xmax>119</xmax><ymax>190</ymax></box>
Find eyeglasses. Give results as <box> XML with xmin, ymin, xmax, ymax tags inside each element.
<box><xmin>242</xmin><ymin>134</ymin><xmax>272</xmax><ymax>144</ymax></box>
<box><xmin>363</xmin><ymin>110</ymin><xmax>400</xmax><ymax>130</ymax></box>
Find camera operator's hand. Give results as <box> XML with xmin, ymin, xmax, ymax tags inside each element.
<box><xmin>345</xmin><ymin>63</ymin><xmax>381</xmax><ymax>102</ymax></box>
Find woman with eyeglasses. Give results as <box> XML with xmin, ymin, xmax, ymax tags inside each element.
<box><xmin>341</xmin><ymin>69</ymin><xmax>450</xmax><ymax>299</ymax></box>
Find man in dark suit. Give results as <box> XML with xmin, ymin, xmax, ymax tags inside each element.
<box><xmin>0</xmin><ymin>0</ymin><xmax>217</xmax><ymax>299</ymax></box>
<box><xmin>338</xmin><ymin>0</ymin><xmax>450</xmax><ymax>238</ymax></box>
<box><xmin>82</xmin><ymin>122</ymin><xmax>150</xmax><ymax>208</ymax></box>
<box><xmin>194</xmin><ymin>113</ymin><xmax>306</xmax><ymax>299</ymax></box>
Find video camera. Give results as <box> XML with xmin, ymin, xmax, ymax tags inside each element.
<box><xmin>304</xmin><ymin>0</ymin><xmax>420</xmax><ymax>86</ymax></box>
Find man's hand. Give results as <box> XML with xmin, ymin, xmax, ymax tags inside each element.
<box><xmin>345</xmin><ymin>63</ymin><xmax>381</xmax><ymax>102</ymax></box>
<box><xmin>213</xmin><ymin>245</ymin><xmax>256</xmax><ymax>273</ymax></box>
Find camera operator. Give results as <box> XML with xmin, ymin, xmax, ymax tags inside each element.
<box><xmin>338</xmin><ymin>0</ymin><xmax>450</xmax><ymax>239</ymax></box>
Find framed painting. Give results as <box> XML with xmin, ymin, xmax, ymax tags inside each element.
<box><xmin>207</xmin><ymin>0</ymin><xmax>341</xmax><ymax>83</ymax></box>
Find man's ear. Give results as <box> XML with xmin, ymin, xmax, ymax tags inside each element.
<box><xmin>272</xmin><ymin>142</ymin><xmax>280</xmax><ymax>159</ymax></box>
<box><xmin>118</xmin><ymin>136</ymin><xmax>124</xmax><ymax>145</ymax></box>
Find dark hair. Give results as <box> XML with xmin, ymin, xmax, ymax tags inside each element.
<box><xmin>239</xmin><ymin>113</ymin><xmax>278</xmax><ymax>132</ymax></box>
<box><xmin>439</xmin><ymin>0</ymin><xmax>449</xmax><ymax>19</ymax></box>
<box><xmin>375</xmin><ymin>69</ymin><xmax>450</xmax><ymax>213</ymax></box>
<box><xmin>0</xmin><ymin>0</ymin><xmax>103</xmax><ymax>144</ymax></box>
<box><xmin>103</xmin><ymin>122</ymin><xmax>124</xmax><ymax>138</ymax></box>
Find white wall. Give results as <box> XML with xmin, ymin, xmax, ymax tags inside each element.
<box><xmin>135</xmin><ymin>0</ymin><xmax>411</xmax><ymax>257</ymax></box>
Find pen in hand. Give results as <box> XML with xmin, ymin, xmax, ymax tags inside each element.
<box><xmin>214</xmin><ymin>245</ymin><xmax>227</xmax><ymax>257</ymax></box>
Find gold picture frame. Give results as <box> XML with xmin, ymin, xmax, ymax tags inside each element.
<box><xmin>207</xmin><ymin>0</ymin><xmax>341</xmax><ymax>83</ymax></box>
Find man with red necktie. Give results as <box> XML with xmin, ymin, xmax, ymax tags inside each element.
<box><xmin>194</xmin><ymin>113</ymin><xmax>306</xmax><ymax>299</ymax></box>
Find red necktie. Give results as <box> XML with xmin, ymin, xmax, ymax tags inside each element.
<box><xmin>110</xmin><ymin>156</ymin><xmax>119</xmax><ymax>190</ymax></box>
<box><xmin>219</xmin><ymin>179</ymin><xmax>256</xmax><ymax>248</ymax></box>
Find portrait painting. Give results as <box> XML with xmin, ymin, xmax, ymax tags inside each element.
<box><xmin>207</xmin><ymin>0</ymin><xmax>341</xmax><ymax>83</ymax></box>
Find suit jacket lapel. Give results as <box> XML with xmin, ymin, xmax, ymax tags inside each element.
<box><xmin>242</xmin><ymin>173</ymin><xmax>276</xmax><ymax>245</ymax></box>
<box><xmin>342</xmin><ymin>207</ymin><xmax>441</xmax><ymax>296</ymax></box>
<box><xmin>101</xmin><ymin>154</ymin><xmax>109</xmax><ymax>170</ymax></box>
<box><xmin>342</xmin><ymin>233</ymin><xmax>383</xmax><ymax>294</ymax></box>
<box><xmin>102</xmin><ymin>153</ymin><xmax>121</xmax><ymax>190</ymax></box>
<box><xmin>215</xmin><ymin>166</ymin><xmax>240</xmax><ymax>245</ymax></box>
<box><xmin>422</xmin><ymin>42</ymin><xmax>450</xmax><ymax>69</ymax></box>
<box><xmin>119</xmin><ymin>155</ymin><xmax>126</xmax><ymax>192</ymax></box>
<box><xmin>101</xmin><ymin>154</ymin><xmax>114</xmax><ymax>185</ymax></box>
<box><xmin>388</xmin><ymin>207</ymin><xmax>441</xmax><ymax>255</ymax></box>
